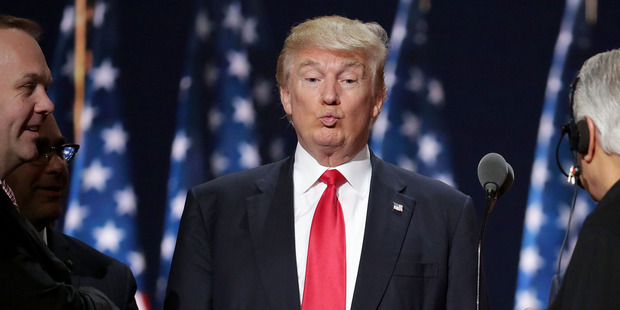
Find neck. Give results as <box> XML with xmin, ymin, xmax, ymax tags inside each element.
<box><xmin>598</xmin><ymin>154</ymin><xmax>620</xmax><ymax>199</ymax></box>
<box><xmin>303</xmin><ymin>144</ymin><xmax>367</xmax><ymax>167</ymax></box>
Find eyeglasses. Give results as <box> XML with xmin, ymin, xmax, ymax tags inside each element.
<box><xmin>32</xmin><ymin>143</ymin><xmax>80</xmax><ymax>166</ymax></box>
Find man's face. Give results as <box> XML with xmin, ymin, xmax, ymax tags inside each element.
<box><xmin>280</xmin><ymin>47</ymin><xmax>383</xmax><ymax>163</ymax></box>
<box><xmin>0</xmin><ymin>28</ymin><xmax>54</xmax><ymax>177</ymax></box>
<box><xmin>5</xmin><ymin>116</ymin><xmax>68</xmax><ymax>231</ymax></box>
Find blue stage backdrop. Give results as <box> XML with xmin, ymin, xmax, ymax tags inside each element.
<box><xmin>2</xmin><ymin>0</ymin><xmax>620</xmax><ymax>309</ymax></box>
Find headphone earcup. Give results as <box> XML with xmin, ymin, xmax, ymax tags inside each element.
<box><xmin>576</xmin><ymin>120</ymin><xmax>590</xmax><ymax>154</ymax></box>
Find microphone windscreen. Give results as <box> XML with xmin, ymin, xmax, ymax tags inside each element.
<box><xmin>498</xmin><ymin>162</ymin><xmax>514</xmax><ymax>196</ymax></box>
<box><xmin>477</xmin><ymin>153</ymin><xmax>508</xmax><ymax>191</ymax></box>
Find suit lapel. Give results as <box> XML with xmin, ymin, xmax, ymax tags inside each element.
<box><xmin>247</xmin><ymin>157</ymin><xmax>301</xmax><ymax>309</ymax></box>
<box><xmin>351</xmin><ymin>155</ymin><xmax>416</xmax><ymax>309</ymax></box>
<box><xmin>46</xmin><ymin>228</ymin><xmax>77</xmax><ymax>272</ymax></box>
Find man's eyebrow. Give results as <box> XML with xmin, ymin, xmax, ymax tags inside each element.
<box><xmin>296</xmin><ymin>59</ymin><xmax>366</xmax><ymax>74</ymax></box>
<box><xmin>297</xmin><ymin>59</ymin><xmax>319</xmax><ymax>69</ymax></box>
<box><xmin>15</xmin><ymin>72</ymin><xmax>53</xmax><ymax>87</ymax></box>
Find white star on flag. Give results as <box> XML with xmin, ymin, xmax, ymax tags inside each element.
<box><xmin>93</xmin><ymin>221</ymin><xmax>125</xmax><ymax>253</ymax></box>
<box><xmin>525</xmin><ymin>202</ymin><xmax>547</xmax><ymax>234</ymax></box>
<box><xmin>418</xmin><ymin>134</ymin><xmax>442</xmax><ymax>166</ymax></box>
<box><xmin>253</xmin><ymin>79</ymin><xmax>273</xmax><ymax>106</ymax></box>
<box><xmin>384</xmin><ymin>62</ymin><xmax>397</xmax><ymax>89</ymax></box>
<box><xmin>519</xmin><ymin>246</ymin><xmax>545</xmax><ymax>276</ymax></box>
<box><xmin>64</xmin><ymin>201</ymin><xmax>89</xmax><ymax>232</ymax></box>
<box><xmin>93</xmin><ymin>2</ymin><xmax>108</xmax><ymax>28</ymax></box>
<box><xmin>390</xmin><ymin>23</ymin><xmax>407</xmax><ymax>51</ymax></box>
<box><xmin>195</xmin><ymin>11</ymin><xmax>212</xmax><ymax>41</ymax></box>
<box><xmin>531</xmin><ymin>158</ymin><xmax>550</xmax><ymax>188</ymax></box>
<box><xmin>180</xmin><ymin>76</ymin><xmax>192</xmax><ymax>91</ymax></box>
<box><xmin>127</xmin><ymin>251</ymin><xmax>146</xmax><ymax>276</ymax></box>
<box><xmin>371</xmin><ymin>113</ymin><xmax>389</xmax><ymax>141</ymax></box>
<box><xmin>537</xmin><ymin>114</ymin><xmax>555</xmax><ymax>142</ymax></box>
<box><xmin>223</xmin><ymin>2</ymin><xmax>244</xmax><ymax>32</ymax></box>
<box><xmin>211</xmin><ymin>152</ymin><xmax>230</xmax><ymax>176</ymax></box>
<box><xmin>115</xmin><ymin>186</ymin><xmax>137</xmax><ymax>216</ymax></box>
<box><xmin>400</xmin><ymin>112</ymin><xmax>421</xmax><ymax>138</ymax></box>
<box><xmin>406</xmin><ymin>67</ymin><xmax>424</xmax><ymax>92</ymax></box>
<box><xmin>238</xmin><ymin>142</ymin><xmax>260</xmax><ymax>169</ymax></box>
<box><xmin>209</xmin><ymin>108</ymin><xmax>223</xmax><ymax>131</ymax></box>
<box><xmin>101</xmin><ymin>123</ymin><xmax>128</xmax><ymax>154</ymax></box>
<box><xmin>242</xmin><ymin>17</ymin><xmax>258</xmax><ymax>44</ymax></box>
<box><xmin>91</xmin><ymin>59</ymin><xmax>120</xmax><ymax>91</ymax></box>
<box><xmin>160</xmin><ymin>234</ymin><xmax>177</xmax><ymax>261</ymax></box>
<box><xmin>233</xmin><ymin>97</ymin><xmax>255</xmax><ymax>127</ymax></box>
<box><xmin>82</xmin><ymin>159</ymin><xmax>113</xmax><ymax>192</ymax></box>
<box><xmin>227</xmin><ymin>50</ymin><xmax>251</xmax><ymax>80</ymax></box>
<box><xmin>61</xmin><ymin>51</ymin><xmax>75</xmax><ymax>79</ymax></box>
<box><xmin>427</xmin><ymin>79</ymin><xmax>444</xmax><ymax>105</ymax></box>
<box><xmin>515</xmin><ymin>289</ymin><xmax>544</xmax><ymax>310</ymax></box>
<box><xmin>171</xmin><ymin>132</ymin><xmax>192</xmax><ymax>162</ymax></box>
<box><xmin>397</xmin><ymin>155</ymin><xmax>417</xmax><ymax>172</ymax></box>
<box><xmin>80</xmin><ymin>105</ymin><xmax>97</xmax><ymax>132</ymax></box>
<box><xmin>60</xmin><ymin>6</ymin><xmax>75</xmax><ymax>34</ymax></box>
<box><xmin>171</xmin><ymin>190</ymin><xmax>187</xmax><ymax>220</ymax></box>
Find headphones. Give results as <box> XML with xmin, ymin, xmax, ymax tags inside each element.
<box><xmin>556</xmin><ymin>76</ymin><xmax>589</xmax><ymax>188</ymax></box>
<box><xmin>562</xmin><ymin>76</ymin><xmax>590</xmax><ymax>155</ymax></box>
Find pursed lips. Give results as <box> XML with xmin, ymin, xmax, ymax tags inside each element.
<box><xmin>320</xmin><ymin>110</ymin><xmax>340</xmax><ymax>126</ymax></box>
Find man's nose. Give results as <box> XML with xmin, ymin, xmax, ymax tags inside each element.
<box><xmin>34</xmin><ymin>89</ymin><xmax>54</xmax><ymax>115</ymax></box>
<box><xmin>322</xmin><ymin>77</ymin><xmax>339</xmax><ymax>105</ymax></box>
<box><xmin>45</xmin><ymin>152</ymin><xmax>66</xmax><ymax>175</ymax></box>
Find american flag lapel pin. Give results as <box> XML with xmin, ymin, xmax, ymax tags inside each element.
<box><xmin>392</xmin><ymin>202</ymin><xmax>404</xmax><ymax>213</ymax></box>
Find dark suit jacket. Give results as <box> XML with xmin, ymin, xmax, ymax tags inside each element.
<box><xmin>47</xmin><ymin>228</ymin><xmax>139</xmax><ymax>310</ymax></box>
<box><xmin>548</xmin><ymin>179</ymin><xmax>620</xmax><ymax>309</ymax></box>
<box><xmin>165</xmin><ymin>154</ymin><xmax>483</xmax><ymax>309</ymax></box>
<box><xmin>0</xmin><ymin>191</ymin><xmax>119</xmax><ymax>310</ymax></box>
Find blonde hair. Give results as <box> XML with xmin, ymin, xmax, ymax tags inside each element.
<box><xmin>276</xmin><ymin>15</ymin><xmax>389</xmax><ymax>101</ymax></box>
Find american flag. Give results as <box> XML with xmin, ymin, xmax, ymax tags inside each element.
<box><xmin>514</xmin><ymin>0</ymin><xmax>596</xmax><ymax>308</ymax></box>
<box><xmin>155</xmin><ymin>0</ymin><xmax>285</xmax><ymax>307</ymax></box>
<box><xmin>370</xmin><ymin>0</ymin><xmax>455</xmax><ymax>187</ymax></box>
<box><xmin>49</xmin><ymin>1</ymin><xmax>150</xmax><ymax>308</ymax></box>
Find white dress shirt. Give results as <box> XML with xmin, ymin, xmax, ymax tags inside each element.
<box><xmin>293</xmin><ymin>143</ymin><xmax>371</xmax><ymax>310</ymax></box>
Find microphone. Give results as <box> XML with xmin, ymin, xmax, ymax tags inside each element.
<box><xmin>475</xmin><ymin>153</ymin><xmax>514</xmax><ymax>310</ymax></box>
<box><xmin>499</xmin><ymin>162</ymin><xmax>514</xmax><ymax>197</ymax></box>
<box><xmin>477</xmin><ymin>152</ymin><xmax>512</xmax><ymax>201</ymax></box>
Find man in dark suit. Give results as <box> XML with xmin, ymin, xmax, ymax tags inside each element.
<box><xmin>545</xmin><ymin>49</ymin><xmax>620</xmax><ymax>309</ymax></box>
<box><xmin>0</xmin><ymin>14</ymin><xmax>118</xmax><ymax>309</ymax></box>
<box><xmin>166</xmin><ymin>15</ymin><xmax>482</xmax><ymax>310</ymax></box>
<box><xmin>5</xmin><ymin>114</ymin><xmax>139</xmax><ymax>310</ymax></box>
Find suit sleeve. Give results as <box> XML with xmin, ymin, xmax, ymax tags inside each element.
<box><xmin>0</xmin><ymin>199</ymin><xmax>119</xmax><ymax>310</ymax></box>
<box><xmin>165</xmin><ymin>187</ymin><xmax>214</xmax><ymax>310</ymax></box>
<box><xmin>445</xmin><ymin>195</ymin><xmax>485</xmax><ymax>310</ymax></box>
<box><xmin>120</xmin><ymin>263</ymin><xmax>139</xmax><ymax>310</ymax></box>
<box><xmin>0</xmin><ymin>242</ymin><xmax>119</xmax><ymax>310</ymax></box>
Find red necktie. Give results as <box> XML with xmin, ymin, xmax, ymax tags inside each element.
<box><xmin>302</xmin><ymin>169</ymin><xmax>347</xmax><ymax>310</ymax></box>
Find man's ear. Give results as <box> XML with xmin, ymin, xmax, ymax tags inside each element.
<box><xmin>583</xmin><ymin>116</ymin><xmax>597</xmax><ymax>163</ymax></box>
<box><xmin>371</xmin><ymin>94</ymin><xmax>385</xmax><ymax>118</ymax></box>
<box><xmin>280</xmin><ymin>87</ymin><xmax>292</xmax><ymax>115</ymax></box>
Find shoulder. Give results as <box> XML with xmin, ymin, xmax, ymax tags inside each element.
<box><xmin>191</xmin><ymin>157</ymin><xmax>290</xmax><ymax>195</ymax></box>
<box><xmin>372</xmin><ymin>155</ymin><xmax>468</xmax><ymax>200</ymax></box>
<box><xmin>52</xmin><ymin>230</ymin><xmax>133</xmax><ymax>274</ymax></box>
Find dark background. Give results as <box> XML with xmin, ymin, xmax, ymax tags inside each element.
<box><xmin>3</xmin><ymin>1</ymin><xmax>620</xmax><ymax>309</ymax></box>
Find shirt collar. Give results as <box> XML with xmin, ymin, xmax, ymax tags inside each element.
<box><xmin>293</xmin><ymin>143</ymin><xmax>372</xmax><ymax>196</ymax></box>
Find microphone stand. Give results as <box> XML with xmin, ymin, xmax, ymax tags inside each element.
<box><xmin>477</xmin><ymin>190</ymin><xmax>496</xmax><ymax>310</ymax></box>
